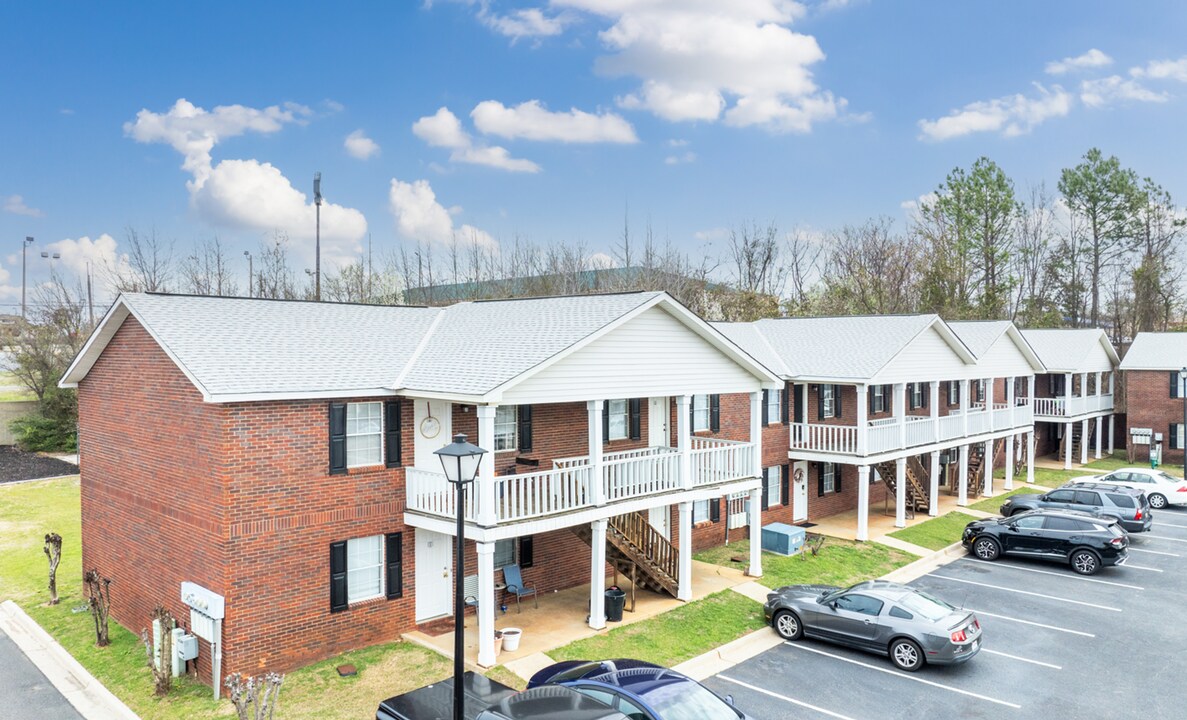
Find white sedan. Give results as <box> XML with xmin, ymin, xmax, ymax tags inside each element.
<box><xmin>1070</xmin><ymin>468</ymin><xmax>1187</xmax><ymax>509</ymax></box>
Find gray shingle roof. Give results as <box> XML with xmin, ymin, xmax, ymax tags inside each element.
<box><xmin>1119</xmin><ymin>332</ymin><xmax>1187</xmax><ymax>370</ymax></box>
<box><xmin>1023</xmin><ymin>328</ymin><xmax>1117</xmax><ymax>371</ymax></box>
<box><xmin>716</xmin><ymin>315</ymin><xmax>940</xmax><ymax>380</ymax></box>
<box><xmin>947</xmin><ymin>321</ymin><xmax>1012</xmax><ymax>357</ymax></box>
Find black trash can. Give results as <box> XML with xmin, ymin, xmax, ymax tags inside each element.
<box><xmin>604</xmin><ymin>587</ymin><xmax>626</xmax><ymax>622</ymax></box>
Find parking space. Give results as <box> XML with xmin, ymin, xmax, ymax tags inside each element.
<box><xmin>706</xmin><ymin>507</ymin><xmax>1187</xmax><ymax>720</ymax></box>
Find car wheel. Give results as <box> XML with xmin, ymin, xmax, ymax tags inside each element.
<box><xmin>772</xmin><ymin>610</ymin><xmax>804</xmax><ymax>641</ymax></box>
<box><xmin>1149</xmin><ymin>493</ymin><xmax>1168</xmax><ymax>510</ymax></box>
<box><xmin>972</xmin><ymin>536</ymin><xmax>1000</xmax><ymax>561</ymax></box>
<box><xmin>889</xmin><ymin>638</ymin><xmax>924</xmax><ymax>672</ymax></box>
<box><xmin>1070</xmin><ymin>549</ymin><xmax>1100</xmax><ymax>575</ymax></box>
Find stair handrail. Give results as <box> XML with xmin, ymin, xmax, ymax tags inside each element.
<box><xmin>608</xmin><ymin>512</ymin><xmax>679</xmax><ymax>587</ymax></box>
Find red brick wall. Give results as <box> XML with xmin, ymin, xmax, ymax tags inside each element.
<box><xmin>1126</xmin><ymin>370</ymin><xmax>1183</xmax><ymax>463</ymax></box>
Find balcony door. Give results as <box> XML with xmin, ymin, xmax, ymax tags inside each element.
<box><xmin>648</xmin><ymin>396</ymin><xmax>670</xmax><ymax>447</ymax></box>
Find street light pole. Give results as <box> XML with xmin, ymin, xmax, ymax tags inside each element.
<box><xmin>21</xmin><ymin>236</ymin><xmax>33</xmax><ymax>319</ymax></box>
<box><xmin>243</xmin><ymin>251</ymin><xmax>253</xmax><ymax>298</ymax></box>
<box><xmin>314</xmin><ymin>172</ymin><xmax>322</xmax><ymax>301</ymax></box>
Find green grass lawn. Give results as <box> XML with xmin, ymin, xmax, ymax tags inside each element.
<box><xmin>694</xmin><ymin>538</ymin><xmax>916</xmax><ymax>591</ymax></box>
<box><xmin>969</xmin><ymin>486</ymin><xmax>1043</xmax><ymax>513</ymax></box>
<box><xmin>549</xmin><ymin>590</ymin><xmax>764</xmax><ymax>667</ymax></box>
<box><xmin>886</xmin><ymin>512</ymin><xmax>978</xmax><ymax>551</ymax></box>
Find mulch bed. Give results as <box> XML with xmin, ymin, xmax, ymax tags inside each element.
<box><xmin>0</xmin><ymin>446</ymin><xmax>77</xmax><ymax>484</ymax></box>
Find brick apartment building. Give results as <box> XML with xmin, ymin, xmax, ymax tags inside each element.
<box><xmin>1119</xmin><ymin>332</ymin><xmax>1187</xmax><ymax>465</ymax></box>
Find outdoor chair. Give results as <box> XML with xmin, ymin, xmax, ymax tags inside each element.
<box><xmin>502</xmin><ymin>564</ymin><xmax>538</xmax><ymax>612</ymax></box>
<box><xmin>463</xmin><ymin>574</ymin><xmax>480</xmax><ymax>624</ymax></box>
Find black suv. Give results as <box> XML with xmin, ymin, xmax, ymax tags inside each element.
<box><xmin>999</xmin><ymin>484</ymin><xmax>1152</xmax><ymax>533</ymax></box>
<box><xmin>962</xmin><ymin>509</ymin><xmax>1129</xmax><ymax>575</ymax></box>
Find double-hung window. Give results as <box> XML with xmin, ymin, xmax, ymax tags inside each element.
<box><xmin>494</xmin><ymin>538</ymin><xmax>516</xmax><ymax>569</ymax></box>
<box><xmin>494</xmin><ymin>405</ymin><xmax>517</xmax><ymax>451</ymax></box>
<box><xmin>765</xmin><ymin>466</ymin><xmax>782</xmax><ymax>506</ymax></box>
<box><xmin>766</xmin><ymin>390</ymin><xmax>781</xmax><ymax>425</ymax></box>
<box><xmin>910</xmin><ymin>383</ymin><xmax>924</xmax><ymax>409</ymax></box>
<box><xmin>692</xmin><ymin>394</ymin><xmax>710</xmax><ymax>431</ymax></box>
<box><xmin>871</xmin><ymin>385</ymin><xmax>886</xmax><ymax>413</ymax></box>
<box><xmin>947</xmin><ymin>381</ymin><xmax>960</xmax><ymax>405</ymax></box>
<box><xmin>346</xmin><ymin>535</ymin><xmax>384</xmax><ymax>604</ymax></box>
<box><xmin>608</xmin><ymin>399</ymin><xmax>629</xmax><ymax>440</ymax></box>
<box><xmin>822</xmin><ymin>463</ymin><xmax>836</xmax><ymax>493</ymax></box>
<box><xmin>1171</xmin><ymin>423</ymin><xmax>1185</xmax><ymax>450</ymax></box>
<box><xmin>346</xmin><ymin>402</ymin><xmax>383</xmax><ymax>467</ymax></box>
<box><xmin>821</xmin><ymin>385</ymin><xmax>836</xmax><ymax>418</ymax></box>
<box><xmin>693</xmin><ymin>499</ymin><xmax>710</xmax><ymax>523</ymax></box>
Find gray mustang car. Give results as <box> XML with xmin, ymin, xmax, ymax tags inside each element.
<box><xmin>763</xmin><ymin>580</ymin><xmax>982</xmax><ymax>672</ymax></box>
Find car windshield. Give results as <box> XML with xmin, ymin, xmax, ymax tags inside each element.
<box><xmin>642</xmin><ymin>680</ymin><xmax>738</xmax><ymax>720</ymax></box>
<box><xmin>897</xmin><ymin>590</ymin><xmax>955</xmax><ymax>622</ymax></box>
<box><xmin>1157</xmin><ymin>471</ymin><xmax>1180</xmax><ymax>483</ymax></box>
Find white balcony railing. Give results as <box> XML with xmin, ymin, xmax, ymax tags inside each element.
<box><xmin>691</xmin><ymin>436</ymin><xmax>757</xmax><ymax>487</ymax></box>
<box><xmin>1031</xmin><ymin>394</ymin><xmax>1114</xmax><ymax>418</ymax></box>
<box><xmin>604</xmin><ymin>448</ymin><xmax>681</xmax><ymax>501</ymax></box>
<box><xmin>790</xmin><ymin>423</ymin><xmax>858</xmax><ymax>453</ymax></box>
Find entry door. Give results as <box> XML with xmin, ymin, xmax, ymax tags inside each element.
<box><xmin>415</xmin><ymin>530</ymin><xmax>453</xmax><ymax>621</ymax></box>
<box><xmin>792</xmin><ymin>461</ymin><xmax>809</xmax><ymax>523</ymax></box>
<box><xmin>648</xmin><ymin>397</ymin><xmax>670</xmax><ymax>447</ymax></box>
<box><xmin>649</xmin><ymin>505</ymin><xmax>670</xmax><ymax>539</ymax></box>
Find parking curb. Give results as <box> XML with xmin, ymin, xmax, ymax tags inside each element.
<box><xmin>0</xmin><ymin>600</ymin><xmax>140</xmax><ymax>720</ymax></box>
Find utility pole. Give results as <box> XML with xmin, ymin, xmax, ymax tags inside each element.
<box><xmin>244</xmin><ymin>250</ymin><xmax>253</xmax><ymax>298</ymax></box>
<box><xmin>86</xmin><ymin>261</ymin><xmax>94</xmax><ymax>326</ymax></box>
<box><xmin>314</xmin><ymin>172</ymin><xmax>322</xmax><ymax>301</ymax></box>
<box><xmin>21</xmin><ymin>236</ymin><xmax>33</xmax><ymax>319</ymax></box>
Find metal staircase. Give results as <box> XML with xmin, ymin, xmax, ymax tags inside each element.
<box><xmin>571</xmin><ymin>512</ymin><xmax>679</xmax><ymax>598</ymax></box>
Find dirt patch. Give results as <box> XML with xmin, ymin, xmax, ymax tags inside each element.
<box><xmin>0</xmin><ymin>446</ymin><xmax>78</xmax><ymax>484</ymax></box>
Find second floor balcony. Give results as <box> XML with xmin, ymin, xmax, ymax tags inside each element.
<box><xmin>1031</xmin><ymin>393</ymin><xmax>1114</xmax><ymax>418</ymax></box>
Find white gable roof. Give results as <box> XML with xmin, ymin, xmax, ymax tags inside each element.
<box><xmin>62</xmin><ymin>291</ymin><xmax>779</xmax><ymax>402</ymax></box>
<box><xmin>948</xmin><ymin>321</ymin><xmax>1045</xmax><ymax>373</ymax></box>
<box><xmin>1119</xmin><ymin>332</ymin><xmax>1187</xmax><ymax>370</ymax></box>
<box><xmin>1023</xmin><ymin>328</ymin><xmax>1119</xmax><ymax>372</ymax></box>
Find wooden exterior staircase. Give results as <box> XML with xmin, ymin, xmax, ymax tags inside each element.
<box><xmin>968</xmin><ymin>439</ymin><xmax>1007</xmax><ymax>496</ymax></box>
<box><xmin>571</xmin><ymin>512</ymin><xmax>679</xmax><ymax>598</ymax></box>
<box><xmin>1059</xmin><ymin>418</ymin><xmax>1095</xmax><ymax>463</ymax></box>
<box><xmin>873</xmin><ymin>457</ymin><xmax>930</xmax><ymax>515</ymax></box>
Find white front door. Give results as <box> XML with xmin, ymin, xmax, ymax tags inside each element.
<box><xmin>648</xmin><ymin>397</ymin><xmax>670</xmax><ymax>447</ymax></box>
<box><xmin>415</xmin><ymin>530</ymin><xmax>453</xmax><ymax>621</ymax></box>
<box><xmin>649</xmin><ymin>505</ymin><xmax>670</xmax><ymax>539</ymax></box>
<box><xmin>792</xmin><ymin>461</ymin><xmax>809</xmax><ymax>523</ymax></box>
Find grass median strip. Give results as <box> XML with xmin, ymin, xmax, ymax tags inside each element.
<box><xmin>695</xmin><ymin>538</ymin><xmax>915</xmax><ymax>590</ymax></box>
<box><xmin>887</xmin><ymin>511</ymin><xmax>979</xmax><ymax>551</ymax></box>
<box><xmin>969</xmin><ymin>486</ymin><xmax>1043</xmax><ymax>512</ymax></box>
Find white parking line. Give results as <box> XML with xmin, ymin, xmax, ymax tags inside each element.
<box><xmin>966</xmin><ymin>561</ymin><xmax>1143</xmax><ymax>590</ymax></box>
<box><xmin>929</xmin><ymin>575</ymin><xmax>1122</xmax><ymax>612</ymax></box>
<box><xmin>1145</xmin><ymin>535</ymin><xmax>1187</xmax><ymax>544</ymax></box>
<box><xmin>782</xmin><ymin>642</ymin><xmax>1022</xmax><ymax>709</ymax></box>
<box><xmin>1127</xmin><ymin>546</ymin><xmax>1180</xmax><ymax>557</ymax></box>
<box><xmin>1121</xmin><ymin>563</ymin><xmax>1163</xmax><ymax>572</ymax></box>
<box><xmin>981</xmin><ymin>648</ymin><xmax>1062</xmax><ymax>670</ymax></box>
<box><xmin>1153</xmin><ymin>520</ymin><xmax>1187</xmax><ymax>529</ymax></box>
<box><xmin>718</xmin><ymin>675</ymin><xmax>858</xmax><ymax>720</ymax></box>
<box><xmin>969</xmin><ymin>609</ymin><xmax>1095</xmax><ymax>637</ymax></box>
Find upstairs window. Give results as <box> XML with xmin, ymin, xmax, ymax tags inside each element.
<box><xmin>821</xmin><ymin>385</ymin><xmax>836</xmax><ymax>419</ymax></box>
<box><xmin>909</xmin><ymin>383</ymin><xmax>925</xmax><ymax>410</ymax></box>
<box><xmin>947</xmin><ymin>381</ymin><xmax>960</xmax><ymax>406</ymax></box>
<box><xmin>346</xmin><ymin>402</ymin><xmax>383</xmax><ymax>468</ymax></box>
<box><xmin>870</xmin><ymin>385</ymin><xmax>887</xmax><ymax>414</ymax></box>
<box><xmin>766</xmin><ymin>389</ymin><xmax>781</xmax><ymax>425</ymax></box>
<box><xmin>692</xmin><ymin>394</ymin><xmax>710</xmax><ymax>431</ymax></box>
<box><xmin>494</xmin><ymin>405</ymin><xmax>518</xmax><ymax>451</ymax></box>
<box><xmin>608</xmin><ymin>399</ymin><xmax>629</xmax><ymax>440</ymax></box>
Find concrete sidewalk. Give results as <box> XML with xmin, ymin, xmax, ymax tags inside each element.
<box><xmin>0</xmin><ymin>601</ymin><xmax>139</xmax><ymax>720</ymax></box>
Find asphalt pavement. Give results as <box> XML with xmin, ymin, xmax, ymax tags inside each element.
<box><xmin>0</xmin><ymin>624</ymin><xmax>84</xmax><ymax>720</ymax></box>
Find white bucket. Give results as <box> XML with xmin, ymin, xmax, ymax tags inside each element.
<box><xmin>501</xmin><ymin>628</ymin><xmax>522</xmax><ymax>652</ymax></box>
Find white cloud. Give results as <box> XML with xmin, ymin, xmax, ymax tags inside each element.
<box><xmin>917</xmin><ymin>84</ymin><xmax>1072</xmax><ymax>141</ymax></box>
<box><xmin>124</xmin><ymin>98</ymin><xmax>366</xmax><ymax>265</ymax></box>
<box><xmin>1080</xmin><ymin>76</ymin><xmax>1167</xmax><ymax>108</ymax></box>
<box><xmin>412</xmin><ymin>107</ymin><xmax>541</xmax><ymax>172</ymax></box>
<box><xmin>471</xmin><ymin>100</ymin><xmax>638</xmax><ymax>143</ymax></box>
<box><xmin>388</xmin><ymin>178</ymin><xmax>497</xmax><ymax>250</ymax></box>
<box><xmin>3</xmin><ymin>195</ymin><xmax>43</xmax><ymax>217</ymax></box>
<box><xmin>664</xmin><ymin>151</ymin><xmax>696</xmax><ymax>165</ymax></box>
<box><xmin>344</xmin><ymin>129</ymin><xmax>381</xmax><ymax>159</ymax></box>
<box><xmin>667</xmin><ymin>138</ymin><xmax>688</xmax><ymax>147</ymax></box>
<box><xmin>587</xmin><ymin>251</ymin><xmax>616</xmax><ymax>268</ymax></box>
<box><xmin>900</xmin><ymin>191</ymin><xmax>939</xmax><ymax>220</ymax></box>
<box><xmin>480</xmin><ymin>6</ymin><xmax>572</xmax><ymax>42</ymax></box>
<box><xmin>546</xmin><ymin>0</ymin><xmax>845</xmax><ymax>133</ymax></box>
<box><xmin>1045</xmin><ymin>48</ymin><xmax>1113</xmax><ymax>75</ymax></box>
<box><xmin>694</xmin><ymin>226</ymin><xmax>729</xmax><ymax>243</ymax></box>
<box><xmin>1131</xmin><ymin>56</ymin><xmax>1187</xmax><ymax>82</ymax></box>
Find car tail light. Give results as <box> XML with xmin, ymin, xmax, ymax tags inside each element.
<box><xmin>1177</xmin><ymin>486</ymin><xmax>1187</xmax><ymax>493</ymax></box>
<box><xmin>973</xmin><ymin>619</ymin><xmax>980</xmax><ymax>630</ymax></box>
<box><xmin>1109</xmin><ymin>536</ymin><xmax>1125</xmax><ymax>547</ymax></box>
<box><xmin>1134</xmin><ymin>508</ymin><xmax>1143</xmax><ymax>521</ymax></box>
<box><xmin>951</xmin><ymin>629</ymin><xmax>967</xmax><ymax>643</ymax></box>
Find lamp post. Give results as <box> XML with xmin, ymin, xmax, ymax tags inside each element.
<box><xmin>314</xmin><ymin>172</ymin><xmax>322</xmax><ymax>301</ymax></box>
<box><xmin>21</xmin><ymin>236</ymin><xmax>33</xmax><ymax>319</ymax></box>
<box><xmin>40</xmin><ymin>250</ymin><xmax>61</xmax><ymax>279</ymax></box>
<box><xmin>434</xmin><ymin>433</ymin><xmax>487</xmax><ymax>720</ymax></box>
<box><xmin>1179</xmin><ymin>368</ymin><xmax>1186</xmax><ymax>472</ymax></box>
<box><xmin>243</xmin><ymin>251</ymin><xmax>253</xmax><ymax>298</ymax></box>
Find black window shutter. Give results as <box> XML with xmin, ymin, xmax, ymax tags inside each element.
<box><xmin>923</xmin><ymin>382</ymin><xmax>930</xmax><ymax>409</ymax></box>
<box><xmin>868</xmin><ymin>387</ymin><xmax>876</xmax><ymax>415</ymax></box>
<box><xmin>384</xmin><ymin>400</ymin><xmax>402</xmax><ymax>468</ymax></box>
<box><xmin>330</xmin><ymin>541</ymin><xmax>348</xmax><ymax>612</ymax></box>
<box><xmin>1172</xmin><ymin>372</ymin><xmax>1180</xmax><ymax>399</ymax></box>
<box><xmin>835</xmin><ymin>386</ymin><xmax>843</xmax><ymax>418</ymax></box>
<box><xmin>761</xmin><ymin>478</ymin><xmax>769</xmax><ymax>510</ymax></box>
<box><xmin>689</xmin><ymin>397</ymin><xmax>695</xmax><ymax>427</ymax></box>
<box><xmin>710</xmin><ymin>394</ymin><xmax>721</xmax><ymax>432</ymax></box>
<box><xmin>385</xmin><ymin>533</ymin><xmax>403</xmax><ymax>599</ymax></box>
<box><xmin>518</xmin><ymin>405</ymin><xmax>533</xmax><ymax>451</ymax></box>
<box><xmin>781</xmin><ymin>464</ymin><xmax>790</xmax><ymax>506</ymax></box>
<box><xmin>329</xmin><ymin>403</ymin><xmax>347</xmax><ymax>475</ymax></box>
<box><xmin>781</xmin><ymin>387</ymin><xmax>790</xmax><ymax>425</ymax></box>
<box><xmin>1171</xmin><ymin>424</ymin><xmax>1179</xmax><ymax>450</ymax></box>
<box><xmin>603</xmin><ymin>402</ymin><xmax>611</xmax><ymax>444</ymax></box>
<box><xmin>908</xmin><ymin>384</ymin><xmax>916</xmax><ymax>410</ymax></box>
<box><xmin>629</xmin><ymin>398</ymin><xmax>642</xmax><ymax>440</ymax></box>
<box><xmin>709</xmin><ymin>498</ymin><xmax>721</xmax><ymax>523</ymax></box>
<box><xmin>835</xmin><ymin>464</ymin><xmax>843</xmax><ymax>493</ymax></box>
<box><xmin>518</xmin><ymin>536</ymin><xmax>534</xmax><ymax>569</ymax></box>
<box><xmin>817</xmin><ymin>463</ymin><xmax>825</xmax><ymax>497</ymax></box>
<box><xmin>817</xmin><ymin>385</ymin><xmax>824</xmax><ymax>420</ymax></box>
<box><xmin>762</xmin><ymin>390</ymin><xmax>770</xmax><ymax>425</ymax></box>
<box><xmin>793</xmin><ymin>384</ymin><xmax>803</xmax><ymax>423</ymax></box>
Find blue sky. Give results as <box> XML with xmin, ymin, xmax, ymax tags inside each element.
<box><xmin>3</xmin><ymin>0</ymin><xmax>1186</xmax><ymax>305</ymax></box>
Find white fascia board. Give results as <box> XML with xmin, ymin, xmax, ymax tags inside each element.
<box><xmin>929</xmin><ymin>317</ymin><xmax>978</xmax><ymax>363</ymax></box>
<box><xmin>211</xmin><ymin>388</ymin><xmax>401</xmax><ymax>404</ymax></box>
<box><xmin>59</xmin><ymin>298</ymin><xmax>130</xmax><ymax>387</ymax></box>
<box><xmin>1004</xmin><ymin>325</ymin><xmax>1046</xmax><ymax>373</ymax></box>
<box><xmin>1098</xmin><ymin>332</ymin><xmax>1121</xmax><ymax>366</ymax></box>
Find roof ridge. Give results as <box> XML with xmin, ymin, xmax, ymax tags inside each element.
<box><xmin>391</xmin><ymin>306</ymin><xmax>448</xmax><ymax>389</ymax></box>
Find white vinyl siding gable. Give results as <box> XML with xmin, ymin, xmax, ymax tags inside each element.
<box><xmin>876</xmin><ymin>325</ymin><xmax>974</xmax><ymax>384</ymax></box>
<box><xmin>973</xmin><ymin>334</ymin><xmax>1039</xmax><ymax>378</ymax></box>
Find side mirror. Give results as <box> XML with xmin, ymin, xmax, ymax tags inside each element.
<box><xmin>725</xmin><ymin>694</ymin><xmax>735</xmax><ymax>706</ymax></box>
<box><xmin>829</xmin><ymin>600</ymin><xmax>839</xmax><ymax>610</ymax></box>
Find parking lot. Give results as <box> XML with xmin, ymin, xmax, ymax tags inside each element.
<box><xmin>704</xmin><ymin>507</ymin><xmax>1187</xmax><ymax>720</ymax></box>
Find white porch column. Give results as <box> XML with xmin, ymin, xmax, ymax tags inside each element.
<box><xmin>678</xmin><ymin>501</ymin><xmax>694</xmax><ymax>599</ymax></box>
<box><xmin>747</xmin><ymin>490</ymin><xmax>763</xmax><ymax>578</ymax></box>
<box><xmin>856</xmin><ymin>384</ymin><xmax>869</xmax><ymax>455</ymax></box>
<box><xmin>894</xmin><ymin>382</ymin><xmax>906</xmax><ymax>450</ymax></box>
<box><xmin>476</xmin><ymin>541</ymin><xmax>497</xmax><ymax>667</ymax></box>
<box><xmin>1095</xmin><ymin>415</ymin><xmax>1103</xmax><ymax>459</ymax></box>
<box><xmin>476</xmin><ymin>405</ymin><xmax>498</xmax><ymax>527</ymax></box>
<box><xmin>1007</xmin><ymin>376</ymin><xmax>1016</xmax><ymax>428</ymax></box>
<box><xmin>1064</xmin><ymin>422</ymin><xmax>1073</xmax><ymax>470</ymax></box>
<box><xmin>1081</xmin><ymin>372</ymin><xmax>1089</xmax><ymax>401</ymax></box>
<box><xmin>676</xmin><ymin>395</ymin><xmax>692</xmax><ymax>490</ymax></box>
<box><xmin>856</xmin><ymin>465</ymin><xmax>870</xmax><ymax>542</ymax></box>
<box><xmin>894</xmin><ymin>457</ymin><xmax>907</xmax><ymax>528</ymax></box>
<box><xmin>1108</xmin><ymin>372</ymin><xmax>1116</xmax><ymax>455</ymax></box>
<box><xmin>1005</xmin><ymin>433</ymin><xmax>1015</xmax><ymax>490</ymax></box>
<box><xmin>749</xmin><ymin>391</ymin><xmax>763</xmax><ymax>478</ymax></box>
<box><xmin>983</xmin><ymin>439</ymin><xmax>993</xmax><ymax>496</ymax></box>
<box><xmin>1096</xmin><ymin>371</ymin><xmax>1104</xmax><ymax>402</ymax></box>
<box><xmin>930</xmin><ymin>380</ymin><xmax>940</xmax><ymax>442</ymax></box>
<box><xmin>1027</xmin><ymin>431</ymin><xmax>1036</xmax><ymax>483</ymax></box>
<box><xmin>588</xmin><ymin>518</ymin><xmax>607</xmax><ymax>629</ymax></box>
<box><xmin>1080</xmin><ymin>418</ymin><xmax>1089</xmax><ymax>465</ymax></box>
<box><xmin>1108</xmin><ymin>415</ymin><xmax>1116</xmax><ymax>454</ymax></box>
<box><xmin>928</xmin><ymin>451</ymin><xmax>940</xmax><ymax>516</ymax></box>
<box><xmin>958</xmin><ymin>444</ymin><xmax>969</xmax><ymax>506</ymax></box>
<box><xmin>588</xmin><ymin>400</ymin><xmax>606</xmax><ymax>504</ymax></box>
<box><xmin>960</xmin><ymin>379</ymin><xmax>970</xmax><ymax>436</ymax></box>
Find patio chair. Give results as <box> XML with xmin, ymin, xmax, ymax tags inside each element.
<box><xmin>502</xmin><ymin>564</ymin><xmax>538</xmax><ymax>612</ymax></box>
<box><xmin>463</xmin><ymin>574</ymin><xmax>480</xmax><ymax>624</ymax></box>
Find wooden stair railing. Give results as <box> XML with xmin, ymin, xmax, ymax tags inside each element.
<box><xmin>570</xmin><ymin>512</ymin><xmax>680</xmax><ymax>598</ymax></box>
<box><xmin>874</xmin><ymin>460</ymin><xmax>929</xmax><ymax>517</ymax></box>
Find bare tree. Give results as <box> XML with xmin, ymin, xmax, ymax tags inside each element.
<box><xmin>179</xmin><ymin>237</ymin><xmax>240</xmax><ymax>296</ymax></box>
<box><xmin>727</xmin><ymin>220</ymin><xmax>786</xmax><ymax>296</ymax></box>
<box><xmin>820</xmin><ymin>217</ymin><xmax>920</xmax><ymax>314</ymax></box>
<box><xmin>106</xmin><ymin>226</ymin><xmax>174</xmax><ymax>293</ymax></box>
<box><xmin>226</xmin><ymin>672</ymin><xmax>285</xmax><ymax>720</ymax></box>
<box><xmin>1010</xmin><ymin>185</ymin><xmax>1061</xmax><ymax>326</ymax></box>
<box><xmin>84</xmin><ymin>569</ymin><xmax>112</xmax><ymax>647</ymax></box>
<box><xmin>1132</xmin><ymin>179</ymin><xmax>1183</xmax><ymax>333</ymax></box>
<box><xmin>783</xmin><ymin>228</ymin><xmax>823</xmax><ymax>315</ymax></box>
<box><xmin>43</xmin><ymin>533</ymin><xmax>62</xmax><ymax>605</ymax></box>
<box><xmin>254</xmin><ymin>232</ymin><xmax>299</xmax><ymax>299</ymax></box>
<box><xmin>141</xmin><ymin>606</ymin><xmax>175</xmax><ymax>696</ymax></box>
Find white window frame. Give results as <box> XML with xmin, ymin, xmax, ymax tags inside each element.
<box><xmin>346</xmin><ymin>401</ymin><xmax>384</xmax><ymax>468</ymax></box>
<box><xmin>766</xmin><ymin>466</ymin><xmax>782</xmax><ymax>506</ymax></box>
<box><xmin>948</xmin><ymin>381</ymin><xmax>959</xmax><ymax>405</ymax></box>
<box><xmin>692</xmin><ymin>394</ymin><xmax>710</xmax><ymax>432</ymax></box>
<box><xmin>871</xmin><ymin>385</ymin><xmax>886</xmax><ymax>414</ymax></box>
<box><xmin>693</xmin><ymin>499</ymin><xmax>710</xmax><ymax>523</ymax></box>
<box><xmin>823</xmin><ymin>462</ymin><xmax>836</xmax><ymax>493</ymax></box>
<box><xmin>766</xmin><ymin>390</ymin><xmax>781</xmax><ymax>425</ymax></box>
<box><xmin>821</xmin><ymin>385</ymin><xmax>836</xmax><ymax>419</ymax></box>
<box><xmin>346</xmin><ymin>535</ymin><xmax>384</xmax><ymax>604</ymax></box>
<box><xmin>494</xmin><ymin>405</ymin><xmax>517</xmax><ymax>452</ymax></box>
<box><xmin>608</xmin><ymin>399</ymin><xmax>629</xmax><ymax>440</ymax></box>
<box><xmin>910</xmin><ymin>383</ymin><xmax>924</xmax><ymax>409</ymax></box>
<box><xmin>494</xmin><ymin>538</ymin><xmax>516</xmax><ymax>569</ymax></box>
